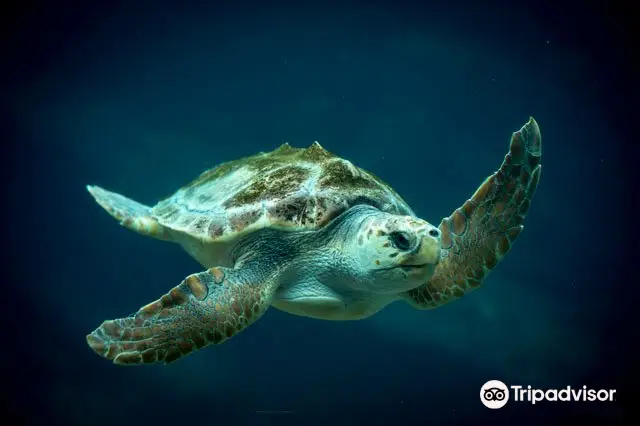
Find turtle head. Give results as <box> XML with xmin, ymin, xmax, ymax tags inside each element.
<box><xmin>353</xmin><ymin>210</ymin><xmax>442</xmax><ymax>294</ymax></box>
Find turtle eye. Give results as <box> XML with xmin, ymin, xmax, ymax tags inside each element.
<box><xmin>390</xmin><ymin>231</ymin><xmax>412</xmax><ymax>251</ymax></box>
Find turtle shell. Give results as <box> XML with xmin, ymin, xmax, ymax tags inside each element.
<box><xmin>151</xmin><ymin>142</ymin><xmax>414</xmax><ymax>241</ymax></box>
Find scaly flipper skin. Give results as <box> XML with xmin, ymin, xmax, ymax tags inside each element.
<box><xmin>404</xmin><ymin>117</ymin><xmax>542</xmax><ymax>309</ymax></box>
<box><xmin>86</xmin><ymin>185</ymin><xmax>172</xmax><ymax>241</ymax></box>
<box><xmin>86</xmin><ymin>267</ymin><xmax>278</xmax><ymax>365</ymax></box>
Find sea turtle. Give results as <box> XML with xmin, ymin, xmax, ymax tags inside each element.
<box><xmin>86</xmin><ymin>117</ymin><xmax>541</xmax><ymax>366</ymax></box>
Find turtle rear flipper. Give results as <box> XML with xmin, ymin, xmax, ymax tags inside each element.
<box><xmin>87</xmin><ymin>266</ymin><xmax>278</xmax><ymax>365</ymax></box>
<box><xmin>87</xmin><ymin>185</ymin><xmax>171</xmax><ymax>241</ymax></box>
<box><xmin>404</xmin><ymin>117</ymin><xmax>542</xmax><ymax>308</ymax></box>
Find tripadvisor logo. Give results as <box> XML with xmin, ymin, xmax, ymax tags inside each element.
<box><xmin>480</xmin><ymin>380</ymin><xmax>617</xmax><ymax>409</ymax></box>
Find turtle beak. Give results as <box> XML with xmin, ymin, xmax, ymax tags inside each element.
<box><xmin>400</xmin><ymin>227</ymin><xmax>441</xmax><ymax>267</ymax></box>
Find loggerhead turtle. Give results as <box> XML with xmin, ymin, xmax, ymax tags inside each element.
<box><xmin>86</xmin><ymin>117</ymin><xmax>541</xmax><ymax>366</ymax></box>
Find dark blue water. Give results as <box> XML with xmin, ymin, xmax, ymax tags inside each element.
<box><xmin>4</xmin><ymin>1</ymin><xmax>634</xmax><ymax>425</ymax></box>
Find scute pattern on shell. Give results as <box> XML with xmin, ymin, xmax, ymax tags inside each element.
<box><xmin>151</xmin><ymin>141</ymin><xmax>413</xmax><ymax>241</ymax></box>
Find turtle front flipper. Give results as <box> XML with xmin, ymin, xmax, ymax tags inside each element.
<box><xmin>87</xmin><ymin>267</ymin><xmax>278</xmax><ymax>365</ymax></box>
<box><xmin>404</xmin><ymin>117</ymin><xmax>542</xmax><ymax>309</ymax></box>
<box><xmin>87</xmin><ymin>185</ymin><xmax>172</xmax><ymax>241</ymax></box>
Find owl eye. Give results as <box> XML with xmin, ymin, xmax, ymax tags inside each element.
<box><xmin>390</xmin><ymin>231</ymin><xmax>412</xmax><ymax>251</ymax></box>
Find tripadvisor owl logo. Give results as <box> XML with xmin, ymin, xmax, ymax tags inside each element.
<box><xmin>480</xmin><ymin>380</ymin><xmax>510</xmax><ymax>409</ymax></box>
<box><xmin>480</xmin><ymin>380</ymin><xmax>617</xmax><ymax>408</ymax></box>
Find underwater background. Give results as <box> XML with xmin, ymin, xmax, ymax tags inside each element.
<box><xmin>4</xmin><ymin>0</ymin><xmax>635</xmax><ymax>425</ymax></box>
